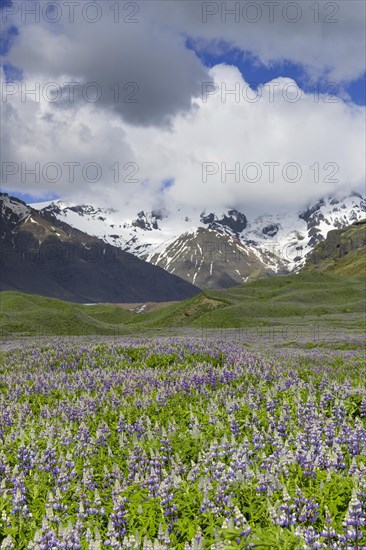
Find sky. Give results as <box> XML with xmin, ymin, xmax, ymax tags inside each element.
<box><xmin>1</xmin><ymin>0</ymin><xmax>365</xmax><ymax>215</ymax></box>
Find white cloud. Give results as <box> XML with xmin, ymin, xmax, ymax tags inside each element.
<box><xmin>1</xmin><ymin>69</ymin><xmax>141</xmax><ymax>205</ymax></box>
<box><xmin>4</xmin><ymin>64</ymin><xmax>364</xmax><ymax>214</ymax></box>
<box><xmin>125</xmin><ymin>65</ymin><xmax>365</xmax><ymax>213</ymax></box>
<box><xmin>1</xmin><ymin>1</ymin><xmax>365</xmax><ymax>215</ymax></box>
<box><xmin>142</xmin><ymin>0</ymin><xmax>366</xmax><ymax>83</ymax></box>
<box><xmin>5</xmin><ymin>2</ymin><xmax>210</xmax><ymax>127</ymax></box>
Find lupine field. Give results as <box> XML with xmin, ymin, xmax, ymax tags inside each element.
<box><xmin>0</xmin><ymin>338</ymin><xmax>365</xmax><ymax>549</ymax></box>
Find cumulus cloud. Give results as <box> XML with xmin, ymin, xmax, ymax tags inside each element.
<box><xmin>1</xmin><ymin>67</ymin><xmax>142</xmax><ymax>206</ymax></box>
<box><xmin>125</xmin><ymin>65</ymin><xmax>365</xmax><ymax>213</ymax></box>
<box><xmin>3</xmin><ymin>63</ymin><xmax>363</xmax><ymax>214</ymax></box>
<box><xmin>142</xmin><ymin>0</ymin><xmax>366</xmax><ymax>83</ymax></box>
<box><xmin>4</xmin><ymin>1</ymin><xmax>211</xmax><ymax>127</ymax></box>
<box><xmin>1</xmin><ymin>1</ymin><xmax>365</xmax><ymax>215</ymax></box>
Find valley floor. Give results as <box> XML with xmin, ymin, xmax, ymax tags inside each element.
<box><xmin>1</xmin><ymin>315</ymin><xmax>364</xmax><ymax>352</ymax></box>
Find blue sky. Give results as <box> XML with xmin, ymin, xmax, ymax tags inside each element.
<box><xmin>186</xmin><ymin>40</ymin><xmax>366</xmax><ymax>106</ymax></box>
<box><xmin>2</xmin><ymin>190</ymin><xmax>60</xmax><ymax>204</ymax></box>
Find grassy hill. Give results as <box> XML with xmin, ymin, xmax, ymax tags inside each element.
<box><xmin>304</xmin><ymin>219</ymin><xmax>366</xmax><ymax>277</ymax></box>
<box><xmin>136</xmin><ymin>272</ymin><xmax>365</xmax><ymax>328</ymax></box>
<box><xmin>0</xmin><ymin>292</ymin><xmax>133</xmax><ymax>336</ymax></box>
<box><xmin>1</xmin><ymin>272</ymin><xmax>365</xmax><ymax>336</ymax></box>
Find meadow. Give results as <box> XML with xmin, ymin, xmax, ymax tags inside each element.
<box><xmin>1</xmin><ymin>273</ymin><xmax>365</xmax><ymax>338</ymax></box>
<box><xmin>0</xmin><ymin>337</ymin><xmax>365</xmax><ymax>549</ymax></box>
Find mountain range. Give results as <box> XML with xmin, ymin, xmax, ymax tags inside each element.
<box><xmin>32</xmin><ymin>193</ymin><xmax>366</xmax><ymax>289</ymax></box>
<box><xmin>0</xmin><ymin>193</ymin><xmax>200</xmax><ymax>303</ymax></box>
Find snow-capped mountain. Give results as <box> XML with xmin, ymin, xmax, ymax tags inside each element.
<box><xmin>1</xmin><ymin>194</ymin><xmax>32</xmax><ymax>233</ymax></box>
<box><xmin>32</xmin><ymin>193</ymin><xmax>366</xmax><ymax>289</ymax></box>
<box><xmin>0</xmin><ymin>193</ymin><xmax>200</xmax><ymax>303</ymax></box>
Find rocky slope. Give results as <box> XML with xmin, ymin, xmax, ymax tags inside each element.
<box><xmin>0</xmin><ymin>194</ymin><xmax>200</xmax><ymax>303</ymax></box>
<box><xmin>31</xmin><ymin>193</ymin><xmax>366</xmax><ymax>289</ymax></box>
<box><xmin>303</xmin><ymin>218</ymin><xmax>366</xmax><ymax>277</ymax></box>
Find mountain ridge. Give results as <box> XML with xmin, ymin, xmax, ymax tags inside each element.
<box><xmin>31</xmin><ymin>192</ymin><xmax>366</xmax><ymax>289</ymax></box>
<box><xmin>0</xmin><ymin>193</ymin><xmax>200</xmax><ymax>303</ymax></box>
<box><xmin>303</xmin><ymin>218</ymin><xmax>366</xmax><ymax>277</ymax></box>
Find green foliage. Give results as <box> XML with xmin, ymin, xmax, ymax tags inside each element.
<box><xmin>1</xmin><ymin>272</ymin><xmax>365</xmax><ymax>335</ymax></box>
<box><xmin>0</xmin><ymin>341</ymin><xmax>365</xmax><ymax>548</ymax></box>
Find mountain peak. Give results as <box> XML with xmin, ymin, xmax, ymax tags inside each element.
<box><xmin>200</xmin><ymin>209</ymin><xmax>247</xmax><ymax>235</ymax></box>
<box><xmin>0</xmin><ymin>194</ymin><xmax>200</xmax><ymax>303</ymax></box>
<box><xmin>29</xmin><ymin>193</ymin><xmax>366</xmax><ymax>289</ymax></box>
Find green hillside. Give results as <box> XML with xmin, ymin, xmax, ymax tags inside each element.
<box><xmin>1</xmin><ymin>272</ymin><xmax>365</xmax><ymax>336</ymax></box>
<box><xmin>0</xmin><ymin>292</ymin><xmax>133</xmax><ymax>336</ymax></box>
<box><xmin>304</xmin><ymin>219</ymin><xmax>366</xmax><ymax>277</ymax></box>
<box><xmin>136</xmin><ymin>272</ymin><xmax>365</xmax><ymax>328</ymax></box>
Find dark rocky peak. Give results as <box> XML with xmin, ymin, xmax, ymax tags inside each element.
<box><xmin>67</xmin><ymin>204</ymin><xmax>116</xmax><ymax>217</ymax></box>
<box><xmin>262</xmin><ymin>224</ymin><xmax>279</xmax><ymax>237</ymax></box>
<box><xmin>42</xmin><ymin>203</ymin><xmax>62</xmax><ymax>216</ymax></box>
<box><xmin>299</xmin><ymin>198</ymin><xmax>326</xmax><ymax>223</ymax></box>
<box><xmin>132</xmin><ymin>210</ymin><xmax>161</xmax><ymax>231</ymax></box>
<box><xmin>200</xmin><ymin>212</ymin><xmax>215</xmax><ymax>225</ymax></box>
<box><xmin>225</xmin><ymin>209</ymin><xmax>247</xmax><ymax>232</ymax></box>
<box><xmin>0</xmin><ymin>193</ymin><xmax>30</xmax><ymax>214</ymax></box>
<box><xmin>0</xmin><ymin>193</ymin><xmax>31</xmax><ymax>233</ymax></box>
<box><xmin>200</xmin><ymin>209</ymin><xmax>247</xmax><ymax>235</ymax></box>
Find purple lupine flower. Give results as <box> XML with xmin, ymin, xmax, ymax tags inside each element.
<box><xmin>10</xmin><ymin>470</ymin><xmax>32</xmax><ymax>519</ymax></box>
<box><xmin>342</xmin><ymin>488</ymin><xmax>366</xmax><ymax>546</ymax></box>
<box><xmin>297</xmin><ymin>526</ymin><xmax>323</xmax><ymax>549</ymax></box>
